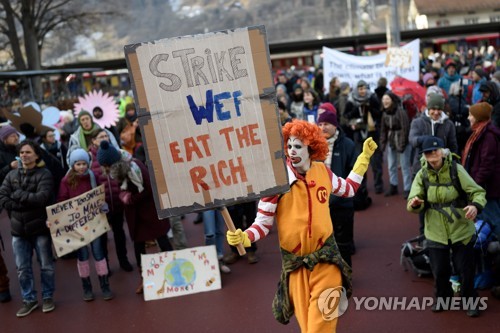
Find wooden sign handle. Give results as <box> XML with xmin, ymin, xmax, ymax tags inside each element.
<box><xmin>220</xmin><ymin>207</ymin><xmax>246</xmax><ymax>256</ymax></box>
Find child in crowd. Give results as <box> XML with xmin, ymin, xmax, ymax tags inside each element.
<box><xmin>57</xmin><ymin>148</ymin><xmax>113</xmax><ymax>301</ymax></box>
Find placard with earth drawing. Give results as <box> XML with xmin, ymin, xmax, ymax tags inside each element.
<box><xmin>141</xmin><ymin>245</ymin><xmax>221</xmax><ymax>301</ymax></box>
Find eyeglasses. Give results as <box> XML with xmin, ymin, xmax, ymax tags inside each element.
<box><xmin>47</xmin><ymin>134</ymin><xmax>56</xmax><ymax>138</ymax></box>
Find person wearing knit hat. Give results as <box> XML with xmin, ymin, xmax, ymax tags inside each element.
<box><xmin>100</xmin><ymin>140</ymin><xmax>171</xmax><ymax>294</ymax></box>
<box><xmin>437</xmin><ymin>58</ymin><xmax>461</xmax><ymax>95</ymax></box>
<box><xmin>318</xmin><ymin>102</ymin><xmax>337</xmax><ymax>118</ymax></box>
<box><xmin>67</xmin><ymin>110</ymin><xmax>120</xmax><ymax>167</ymax></box>
<box><xmin>97</xmin><ymin>141</ymin><xmax>122</xmax><ymax>167</ymax></box>
<box><xmin>426</xmin><ymin>93</ymin><xmax>445</xmax><ymax>110</ymax></box>
<box><xmin>461</xmin><ymin>101</ymin><xmax>500</xmax><ymax>249</ymax></box>
<box><xmin>444</xmin><ymin>58</ymin><xmax>457</xmax><ymax>69</ymax></box>
<box><xmin>317</xmin><ymin>111</ymin><xmax>358</xmax><ymax>266</ymax></box>
<box><xmin>423</xmin><ymin>73</ymin><xmax>436</xmax><ymax>87</ymax></box>
<box><xmin>356</xmin><ymin>80</ymin><xmax>368</xmax><ymax>88</ymax></box>
<box><xmin>317</xmin><ymin>110</ymin><xmax>338</xmax><ymax>128</ymax></box>
<box><xmin>57</xmin><ymin>144</ymin><xmax>113</xmax><ymax>302</ymax></box>
<box><xmin>0</xmin><ymin>125</ymin><xmax>19</xmax><ymax>143</ymax></box>
<box><xmin>68</xmin><ymin>148</ymin><xmax>90</xmax><ymax>168</ymax></box>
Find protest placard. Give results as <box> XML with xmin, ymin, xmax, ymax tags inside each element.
<box><xmin>124</xmin><ymin>26</ymin><xmax>288</xmax><ymax>219</ymax></box>
<box><xmin>323</xmin><ymin>39</ymin><xmax>420</xmax><ymax>92</ymax></box>
<box><xmin>46</xmin><ymin>185</ymin><xmax>109</xmax><ymax>257</ymax></box>
<box><xmin>141</xmin><ymin>245</ymin><xmax>221</xmax><ymax>301</ymax></box>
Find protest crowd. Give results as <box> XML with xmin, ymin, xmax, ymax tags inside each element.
<box><xmin>0</xmin><ymin>41</ymin><xmax>499</xmax><ymax>328</ymax></box>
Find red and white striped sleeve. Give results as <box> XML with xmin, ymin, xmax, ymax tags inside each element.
<box><xmin>326</xmin><ymin>167</ymin><xmax>364</xmax><ymax>198</ymax></box>
<box><xmin>245</xmin><ymin>195</ymin><xmax>278</xmax><ymax>242</ymax></box>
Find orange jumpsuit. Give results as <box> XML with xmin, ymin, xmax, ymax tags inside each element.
<box><xmin>246</xmin><ymin>161</ymin><xmax>361</xmax><ymax>332</ymax></box>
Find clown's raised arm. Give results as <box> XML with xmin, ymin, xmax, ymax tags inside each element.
<box><xmin>227</xmin><ymin>120</ymin><xmax>377</xmax><ymax>246</ymax></box>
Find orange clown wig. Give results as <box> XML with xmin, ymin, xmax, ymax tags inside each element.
<box><xmin>282</xmin><ymin>120</ymin><xmax>328</xmax><ymax>161</ymax></box>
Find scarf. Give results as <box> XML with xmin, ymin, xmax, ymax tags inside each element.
<box><xmin>324</xmin><ymin>131</ymin><xmax>339</xmax><ymax>169</ymax></box>
<box><xmin>77</xmin><ymin>111</ymin><xmax>99</xmax><ymax>151</ymax></box>
<box><xmin>462</xmin><ymin>120</ymin><xmax>490</xmax><ymax>165</ymax></box>
<box><xmin>118</xmin><ymin>150</ymin><xmax>144</xmax><ymax>193</ymax></box>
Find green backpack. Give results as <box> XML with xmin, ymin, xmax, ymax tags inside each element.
<box><xmin>420</xmin><ymin>158</ymin><xmax>468</xmax><ymax>223</ymax></box>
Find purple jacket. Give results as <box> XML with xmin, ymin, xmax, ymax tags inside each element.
<box><xmin>464</xmin><ymin>123</ymin><xmax>500</xmax><ymax>199</ymax></box>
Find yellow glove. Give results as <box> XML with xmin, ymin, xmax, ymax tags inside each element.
<box><xmin>352</xmin><ymin>137</ymin><xmax>378</xmax><ymax>175</ymax></box>
<box><xmin>226</xmin><ymin>229</ymin><xmax>251</xmax><ymax>247</ymax></box>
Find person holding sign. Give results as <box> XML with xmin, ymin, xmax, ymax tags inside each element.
<box><xmin>227</xmin><ymin>120</ymin><xmax>377</xmax><ymax>332</ymax></box>
<box><xmin>97</xmin><ymin>141</ymin><xmax>171</xmax><ymax>294</ymax></box>
<box><xmin>57</xmin><ymin>148</ymin><xmax>113</xmax><ymax>301</ymax></box>
<box><xmin>0</xmin><ymin>140</ymin><xmax>55</xmax><ymax>317</ymax></box>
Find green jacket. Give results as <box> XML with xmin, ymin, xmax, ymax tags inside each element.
<box><xmin>407</xmin><ymin>152</ymin><xmax>486</xmax><ymax>245</ymax></box>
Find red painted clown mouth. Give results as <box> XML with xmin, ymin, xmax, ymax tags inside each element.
<box><xmin>290</xmin><ymin>157</ymin><xmax>302</xmax><ymax>164</ymax></box>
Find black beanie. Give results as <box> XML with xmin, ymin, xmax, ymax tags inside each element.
<box><xmin>97</xmin><ymin>141</ymin><xmax>122</xmax><ymax>166</ymax></box>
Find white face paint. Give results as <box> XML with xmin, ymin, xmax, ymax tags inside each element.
<box><xmin>287</xmin><ymin>136</ymin><xmax>311</xmax><ymax>173</ymax></box>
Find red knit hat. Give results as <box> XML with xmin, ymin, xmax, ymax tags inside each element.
<box><xmin>319</xmin><ymin>102</ymin><xmax>337</xmax><ymax>115</ymax></box>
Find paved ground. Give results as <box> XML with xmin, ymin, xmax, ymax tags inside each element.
<box><xmin>0</xmin><ymin>170</ymin><xmax>498</xmax><ymax>332</ymax></box>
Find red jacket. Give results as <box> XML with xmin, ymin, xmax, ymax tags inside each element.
<box><xmin>464</xmin><ymin>123</ymin><xmax>500</xmax><ymax>199</ymax></box>
<box><xmin>58</xmin><ymin>173</ymin><xmax>94</xmax><ymax>202</ymax></box>
<box><xmin>122</xmin><ymin>159</ymin><xmax>170</xmax><ymax>242</ymax></box>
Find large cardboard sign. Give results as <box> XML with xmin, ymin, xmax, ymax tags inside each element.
<box><xmin>323</xmin><ymin>39</ymin><xmax>420</xmax><ymax>92</ymax></box>
<box><xmin>46</xmin><ymin>185</ymin><xmax>110</xmax><ymax>257</ymax></box>
<box><xmin>124</xmin><ymin>26</ymin><xmax>288</xmax><ymax>219</ymax></box>
<box><xmin>141</xmin><ymin>245</ymin><xmax>221</xmax><ymax>301</ymax></box>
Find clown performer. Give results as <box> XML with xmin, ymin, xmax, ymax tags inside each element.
<box><xmin>227</xmin><ymin>119</ymin><xmax>377</xmax><ymax>332</ymax></box>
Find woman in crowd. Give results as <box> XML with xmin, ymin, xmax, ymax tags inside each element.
<box><xmin>408</xmin><ymin>136</ymin><xmax>486</xmax><ymax>317</ymax></box>
<box><xmin>97</xmin><ymin>140</ymin><xmax>171</xmax><ymax>294</ymax></box>
<box><xmin>88</xmin><ymin>129</ymin><xmax>133</xmax><ymax>272</ymax></box>
<box><xmin>379</xmin><ymin>92</ymin><xmax>412</xmax><ymax>198</ymax></box>
<box><xmin>462</xmin><ymin>102</ymin><xmax>500</xmax><ymax>239</ymax></box>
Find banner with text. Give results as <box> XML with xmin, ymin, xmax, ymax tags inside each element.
<box><xmin>141</xmin><ymin>245</ymin><xmax>221</xmax><ymax>301</ymax></box>
<box><xmin>125</xmin><ymin>26</ymin><xmax>288</xmax><ymax>219</ymax></box>
<box><xmin>46</xmin><ymin>185</ymin><xmax>110</xmax><ymax>257</ymax></box>
<box><xmin>323</xmin><ymin>39</ymin><xmax>420</xmax><ymax>92</ymax></box>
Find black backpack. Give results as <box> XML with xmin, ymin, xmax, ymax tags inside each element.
<box><xmin>401</xmin><ymin>235</ymin><xmax>432</xmax><ymax>277</ymax></box>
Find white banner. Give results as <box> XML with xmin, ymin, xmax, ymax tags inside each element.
<box><xmin>323</xmin><ymin>39</ymin><xmax>420</xmax><ymax>92</ymax></box>
<box><xmin>46</xmin><ymin>185</ymin><xmax>109</xmax><ymax>257</ymax></box>
<box><xmin>141</xmin><ymin>245</ymin><xmax>221</xmax><ymax>301</ymax></box>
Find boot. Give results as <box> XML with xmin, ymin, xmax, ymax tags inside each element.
<box><xmin>98</xmin><ymin>275</ymin><xmax>114</xmax><ymax>300</ymax></box>
<box><xmin>135</xmin><ymin>269</ymin><xmax>144</xmax><ymax>294</ymax></box>
<box><xmin>77</xmin><ymin>260</ymin><xmax>93</xmax><ymax>301</ymax></box>
<box><xmin>384</xmin><ymin>184</ymin><xmax>398</xmax><ymax>197</ymax></box>
<box><xmin>81</xmin><ymin>277</ymin><xmax>94</xmax><ymax>302</ymax></box>
<box><xmin>135</xmin><ymin>279</ymin><xmax>144</xmax><ymax>294</ymax></box>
